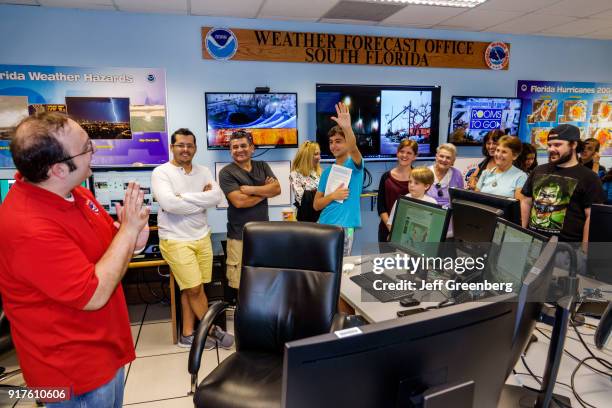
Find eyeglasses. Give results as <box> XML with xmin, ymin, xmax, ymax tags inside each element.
<box><xmin>172</xmin><ymin>143</ymin><xmax>196</xmax><ymax>150</ymax></box>
<box><xmin>56</xmin><ymin>139</ymin><xmax>95</xmax><ymax>164</ymax></box>
<box><xmin>435</xmin><ymin>182</ymin><xmax>444</xmax><ymax>197</ymax></box>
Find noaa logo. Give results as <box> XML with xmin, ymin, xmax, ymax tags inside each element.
<box><xmin>485</xmin><ymin>42</ymin><xmax>509</xmax><ymax>70</ymax></box>
<box><xmin>146</xmin><ymin>74</ymin><xmax>156</xmax><ymax>82</ymax></box>
<box><xmin>206</xmin><ymin>28</ymin><xmax>238</xmax><ymax>61</ymax></box>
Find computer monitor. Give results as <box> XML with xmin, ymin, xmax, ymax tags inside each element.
<box><xmin>587</xmin><ymin>204</ymin><xmax>612</xmax><ymax>283</ymax></box>
<box><xmin>449</xmin><ymin>187</ymin><xmax>521</xmax><ymax>225</ymax></box>
<box><xmin>450</xmin><ymin>199</ymin><xmax>503</xmax><ymax>259</ymax></box>
<box><xmin>91</xmin><ymin>168</ymin><xmax>158</xmax><ymax>215</ymax></box>
<box><xmin>282</xmin><ymin>296</ymin><xmax>516</xmax><ymax>408</ymax></box>
<box><xmin>388</xmin><ymin>196</ymin><xmax>451</xmax><ymax>257</ymax></box>
<box><xmin>0</xmin><ymin>178</ymin><xmax>88</xmax><ymax>206</ymax></box>
<box><xmin>486</xmin><ymin>218</ymin><xmax>548</xmax><ymax>292</ymax></box>
<box><xmin>0</xmin><ymin>178</ymin><xmax>16</xmax><ymax>205</ymax></box>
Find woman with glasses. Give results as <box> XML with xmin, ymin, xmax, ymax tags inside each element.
<box><xmin>376</xmin><ymin>139</ymin><xmax>418</xmax><ymax>242</ymax></box>
<box><xmin>476</xmin><ymin>135</ymin><xmax>527</xmax><ymax>199</ymax></box>
<box><xmin>467</xmin><ymin>129</ymin><xmax>505</xmax><ymax>190</ymax></box>
<box><xmin>290</xmin><ymin>141</ymin><xmax>322</xmax><ymax>222</ymax></box>
<box><xmin>426</xmin><ymin>143</ymin><xmax>464</xmax><ymax>208</ymax></box>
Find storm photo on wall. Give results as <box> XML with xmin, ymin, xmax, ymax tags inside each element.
<box><xmin>66</xmin><ymin>97</ymin><xmax>132</xmax><ymax>139</ymax></box>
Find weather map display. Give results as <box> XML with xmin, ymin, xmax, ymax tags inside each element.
<box><xmin>316</xmin><ymin>84</ymin><xmax>441</xmax><ymax>160</ymax></box>
<box><xmin>448</xmin><ymin>96</ymin><xmax>522</xmax><ymax>145</ymax></box>
<box><xmin>517</xmin><ymin>80</ymin><xmax>612</xmax><ymax>155</ymax></box>
<box><xmin>205</xmin><ymin>93</ymin><xmax>298</xmax><ymax>149</ymax></box>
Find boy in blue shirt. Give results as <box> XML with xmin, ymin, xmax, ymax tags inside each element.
<box><xmin>314</xmin><ymin>102</ymin><xmax>364</xmax><ymax>256</ymax></box>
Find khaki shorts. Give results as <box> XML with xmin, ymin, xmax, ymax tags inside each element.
<box><xmin>159</xmin><ymin>233</ymin><xmax>213</xmax><ymax>290</ymax></box>
<box><xmin>226</xmin><ymin>238</ymin><xmax>243</xmax><ymax>289</ymax></box>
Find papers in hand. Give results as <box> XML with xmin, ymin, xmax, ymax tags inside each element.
<box><xmin>325</xmin><ymin>164</ymin><xmax>352</xmax><ymax>203</ymax></box>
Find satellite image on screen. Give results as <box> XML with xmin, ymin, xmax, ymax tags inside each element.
<box><xmin>206</xmin><ymin>93</ymin><xmax>298</xmax><ymax>148</ymax></box>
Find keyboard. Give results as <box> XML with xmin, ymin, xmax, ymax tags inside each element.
<box><xmin>350</xmin><ymin>272</ymin><xmax>414</xmax><ymax>303</ymax></box>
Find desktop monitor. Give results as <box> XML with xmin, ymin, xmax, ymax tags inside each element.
<box><xmin>388</xmin><ymin>196</ymin><xmax>451</xmax><ymax>257</ymax></box>
<box><xmin>90</xmin><ymin>168</ymin><xmax>158</xmax><ymax>216</ymax></box>
<box><xmin>486</xmin><ymin>218</ymin><xmax>548</xmax><ymax>292</ymax></box>
<box><xmin>0</xmin><ymin>178</ymin><xmax>16</xmax><ymax>205</ymax></box>
<box><xmin>449</xmin><ymin>187</ymin><xmax>521</xmax><ymax>225</ymax></box>
<box><xmin>451</xmin><ymin>199</ymin><xmax>503</xmax><ymax>258</ymax></box>
<box><xmin>587</xmin><ymin>204</ymin><xmax>612</xmax><ymax>283</ymax></box>
<box><xmin>282</xmin><ymin>296</ymin><xmax>516</xmax><ymax>408</ymax></box>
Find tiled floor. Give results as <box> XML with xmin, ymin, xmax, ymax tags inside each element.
<box><xmin>0</xmin><ymin>302</ymin><xmax>235</xmax><ymax>408</ymax></box>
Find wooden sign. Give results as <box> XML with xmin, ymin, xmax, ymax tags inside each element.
<box><xmin>202</xmin><ymin>27</ymin><xmax>510</xmax><ymax>70</ymax></box>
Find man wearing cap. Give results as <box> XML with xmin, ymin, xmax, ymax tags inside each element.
<box><xmin>521</xmin><ymin>124</ymin><xmax>604</xmax><ymax>245</ymax></box>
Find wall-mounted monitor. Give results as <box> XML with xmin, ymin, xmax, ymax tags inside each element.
<box><xmin>448</xmin><ymin>96</ymin><xmax>522</xmax><ymax>145</ymax></box>
<box><xmin>90</xmin><ymin>167</ymin><xmax>158</xmax><ymax>215</ymax></box>
<box><xmin>316</xmin><ymin>84</ymin><xmax>441</xmax><ymax>160</ymax></box>
<box><xmin>205</xmin><ymin>92</ymin><xmax>298</xmax><ymax>149</ymax></box>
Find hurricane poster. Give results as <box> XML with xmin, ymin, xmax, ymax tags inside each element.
<box><xmin>517</xmin><ymin>80</ymin><xmax>612</xmax><ymax>155</ymax></box>
<box><xmin>0</xmin><ymin>64</ymin><xmax>168</xmax><ymax>167</ymax></box>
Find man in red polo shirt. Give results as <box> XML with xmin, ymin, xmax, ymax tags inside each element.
<box><xmin>0</xmin><ymin>112</ymin><xmax>149</xmax><ymax>407</ymax></box>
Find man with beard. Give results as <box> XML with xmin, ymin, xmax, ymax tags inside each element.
<box><xmin>521</xmin><ymin>124</ymin><xmax>604</xmax><ymax>246</ymax></box>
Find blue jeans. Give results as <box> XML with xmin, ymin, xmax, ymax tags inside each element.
<box><xmin>46</xmin><ymin>367</ymin><xmax>124</xmax><ymax>408</ymax></box>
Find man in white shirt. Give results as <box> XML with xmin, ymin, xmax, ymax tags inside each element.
<box><xmin>151</xmin><ymin>128</ymin><xmax>233</xmax><ymax>349</ymax></box>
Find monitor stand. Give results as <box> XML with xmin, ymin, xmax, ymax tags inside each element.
<box><xmin>498</xmin><ymin>296</ymin><xmax>574</xmax><ymax>408</ymax></box>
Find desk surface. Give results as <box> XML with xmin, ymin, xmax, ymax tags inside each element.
<box><xmin>339</xmin><ymin>256</ymin><xmax>612</xmax><ymax>407</ymax></box>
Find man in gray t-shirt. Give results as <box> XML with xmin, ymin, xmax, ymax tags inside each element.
<box><xmin>219</xmin><ymin>130</ymin><xmax>280</xmax><ymax>288</ymax></box>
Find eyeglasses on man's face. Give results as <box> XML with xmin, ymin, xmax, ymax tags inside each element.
<box><xmin>56</xmin><ymin>139</ymin><xmax>95</xmax><ymax>164</ymax></box>
<box><xmin>172</xmin><ymin>143</ymin><xmax>196</xmax><ymax>150</ymax></box>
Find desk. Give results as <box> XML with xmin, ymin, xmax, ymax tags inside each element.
<box><xmin>339</xmin><ymin>256</ymin><xmax>612</xmax><ymax>407</ymax></box>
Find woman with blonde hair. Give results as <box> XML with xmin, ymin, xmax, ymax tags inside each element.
<box><xmin>426</xmin><ymin>143</ymin><xmax>464</xmax><ymax>208</ymax></box>
<box><xmin>376</xmin><ymin>139</ymin><xmax>418</xmax><ymax>241</ymax></box>
<box><xmin>290</xmin><ymin>141</ymin><xmax>322</xmax><ymax>222</ymax></box>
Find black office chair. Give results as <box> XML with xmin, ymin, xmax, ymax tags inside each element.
<box><xmin>188</xmin><ymin>221</ymin><xmax>347</xmax><ymax>408</ymax></box>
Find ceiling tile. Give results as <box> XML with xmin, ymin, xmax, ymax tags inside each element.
<box><xmin>190</xmin><ymin>0</ymin><xmax>263</xmax><ymax>19</ymax></box>
<box><xmin>475</xmin><ymin>0</ymin><xmax>562</xmax><ymax>13</ymax></box>
<box><xmin>436</xmin><ymin>9</ymin><xmax>524</xmax><ymax>30</ymax></box>
<box><xmin>319</xmin><ymin>17</ymin><xmax>379</xmax><ymax>25</ymax></box>
<box><xmin>0</xmin><ymin>0</ymin><xmax>39</xmax><ymax>5</ymax></box>
<box><xmin>485</xmin><ymin>12</ymin><xmax>577</xmax><ymax>34</ymax></box>
<box><xmin>538</xmin><ymin>17</ymin><xmax>612</xmax><ymax>36</ymax></box>
<box><xmin>536</xmin><ymin>0</ymin><xmax>612</xmax><ymax>18</ymax></box>
<box><xmin>115</xmin><ymin>0</ymin><xmax>187</xmax><ymax>14</ymax></box>
<box><xmin>258</xmin><ymin>0</ymin><xmax>336</xmax><ymax>21</ymax></box>
<box><xmin>38</xmin><ymin>0</ymin><xmax>114</xmax><ymax>9</ymax></box>
<box><xmin>380</xmin><ymin>5</ymin><xmax>467</xmax><ymax>26</ymax></box>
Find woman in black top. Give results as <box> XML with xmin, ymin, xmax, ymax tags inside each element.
<box><xmin>516</xmin><ymin>142</ymin><xmax>538</xmax><ymax>174</ymax></box>
<box><xmin>376</xmin><ymin>139</ymin><xmax>418</xmax><ymax>242</ymax></box>
<box><xmin>467</xmin><ymin>129</ymin><xmax>505</xmax><ymax>190</ymax></box>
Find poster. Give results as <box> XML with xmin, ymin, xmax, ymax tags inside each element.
<box><xmin>517</xmin><ymin>80</ymin><xmax>612</xmax><ymax>155</ymax></box>
<box><xmin>0</xmin><ymin>64</ymin><xmax>168</xmax><ymax>167</ymax></box>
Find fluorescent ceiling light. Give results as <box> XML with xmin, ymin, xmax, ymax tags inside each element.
<box><xmin>374</xmin><ymin>0</ymin><xmax>488</xmax><ymax>8</ymax></box>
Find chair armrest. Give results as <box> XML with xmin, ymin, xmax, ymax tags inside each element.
<box><xmin>188</xmin><ymin>300</ymin><xmax>230</xmax><ymax>374</ymax></box>
<box><xmin>329</xmin><ymin>313</ymin><xmax>369</xmax><ymax>332</ymax></box>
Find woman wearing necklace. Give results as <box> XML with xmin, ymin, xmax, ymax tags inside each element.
<box><xmin>377</xmin><ymin>139</ymin><xmax>418</xmax><ymax>241</ymax></box>
<box><xmin>476</xmin><ymin>135</ymin><xmax>527</xmax><ymax>199</ymax></box>
<box><xmin>290</xmin><ymin>141</ymin><xmax>322</xmax><ymax>222</ymax></box>
<box><xmin>427</xmin><ymin>143</ymin><xmax>464</xmax><ymax>208</ymax></box>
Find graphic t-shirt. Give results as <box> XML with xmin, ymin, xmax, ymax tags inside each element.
<box><xmin>521</xmin><ymin>163</ymin><xmax>604</xmax><ymax>241</ymax></box>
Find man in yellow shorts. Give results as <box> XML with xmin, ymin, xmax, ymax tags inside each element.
<box><xmin>152</xmin><ymin>128</ymin><xmax>233</xmax><ymax>349</ymax></box>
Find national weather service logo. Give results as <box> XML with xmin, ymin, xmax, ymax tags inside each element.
<box><xmin>485</xmin><ymin>42</ymin><xmax>509</xmax><ymax>70</ymax></box>
<box><xmin>205</xmin><ymin>28</ymin><xmax>238</xmax><ymax>61</ymax></box>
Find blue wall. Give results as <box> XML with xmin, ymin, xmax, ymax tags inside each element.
<box><xmin>1</xmin><ymin>4</ymin><xmax>611</xmax><ymax>238</ymax></box>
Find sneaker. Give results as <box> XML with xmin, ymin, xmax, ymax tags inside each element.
<box><xmin>178</xmin><ymin>334</ymin><xmax>216</xmax><ymax>350</ymax></box>
<box><xmin>210</xmin><ymin>326</ymin><xmax>234</xmax><ymax>350</ymax></box>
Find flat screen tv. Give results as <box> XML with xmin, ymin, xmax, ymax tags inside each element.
<box><xmin>316</xmin><ymin>84</ymin><xmax>441</xmax><ymax>160</ymax></box>
<box><xmin>448</xmin><ymin>96</ymin><xmax>522</xmax><ymax>145</ymax></box>
<box><xmin>205</xmin><ymin>92</ymin><xmax>298</xmax><ymax>149</ymax></box>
